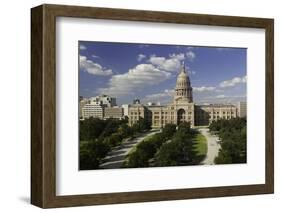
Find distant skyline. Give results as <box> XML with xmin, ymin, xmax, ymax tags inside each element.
<box><xmin>79</xmin><ymin>41</ymin><xmax>246</xmax><ymax>105</ymax></box>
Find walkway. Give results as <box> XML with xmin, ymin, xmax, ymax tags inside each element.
<box><xmin>198</xmin><ymin>127</ymin><xmax>220</xmax><ymax>165</ymax></box>
<box><xmin>100</xmin><ymin>130</ymin><xmax>159</xmax><ymax>169</ymax></box>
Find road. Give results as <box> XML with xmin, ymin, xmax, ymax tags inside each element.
<box><xmin>99</xmin><ymin>130</ymin><xmax>159</xmax><ymax>169</ymax></box>
<box><xmin>198</xmin><ymin>127</ymin><xmax>220</xmax><ymax>165</ymax></box>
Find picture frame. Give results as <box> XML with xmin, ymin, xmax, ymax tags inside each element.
<box><xmin>31</xmin><ymin>4</ymin><xmax>274</xmax><ymax>208</ymax></box>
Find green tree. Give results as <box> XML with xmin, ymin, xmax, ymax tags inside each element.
<box><xmin>211</xmin><ymin>118</ymin><xmax>247</xmax><ymax>164</ymax></box>
<box><xmin>154</xmin><ymin>141</ymin><xmax>183</xmax><ymax>166</ymax></box>
<box><xmin>79</xmin><ymin>117</ymin><xmax>106</xmax><ymax>141</ymax></box>
<box><xmin>79</xmin><ymin>140</ymin><xmax>110</xmax><ymax>170</ymax></box>
<box><xmin>177</xmin><ymin>121</ymin><xmax>191</xmax><ymax>134</ymax></box>
<box><xmin>154</xmin><ymin>123</ymin><xmax>192</xmax><ymax>167</ymax></box>
<box><xmin>118</xmin><ymin>123</ymin><xmax>133</xmax><ymax>138</ymax></box>
<box><xmin>162</xmin><ymin>123</ymin><xmax>177</xmax><ymax>139</ymax></box>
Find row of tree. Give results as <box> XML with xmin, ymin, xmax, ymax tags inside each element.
<box><xmin>79</xmin><ymin>117</ymin><xmax>151</xmax><ymax>170</ymax></box>
<box><xmin>125</xmin><ymin>122</ymin><xmax>199</xmax><ymax>168</ymax></box>
<box><xmin>125</xmin><ymin>123</ymin><xmax>177</xmax><ymax>168</ymax></box>
<box><xmin>154</xmin><ymin>122</ymin><xmax>193</xmax><ymax>166</ymax></box>
<box><xmin>209</xmin><ymin>118</ymin><xmax>247</xmax><ymax>164</ymax></box>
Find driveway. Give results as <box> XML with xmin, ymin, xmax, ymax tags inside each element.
<box><xmin>198</xmin><ymin>127</ymin><xmax>220</xmax><ymax>165</ymax></box>
<box><xmin>100</xmin><ymin>130</ymin><xmax>160</xmax><ymax>169</ymax></box>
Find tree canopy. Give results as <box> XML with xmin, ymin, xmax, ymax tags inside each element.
<box><xmin>210</xmin><ymin>118</ymin><xmax>247</xmax><ymax>164</ymax></box>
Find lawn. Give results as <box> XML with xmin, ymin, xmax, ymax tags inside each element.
<box><xmin>191</xmin><ymin>131</ymin><xmax>207</xmax><ymax>163</ymax></box>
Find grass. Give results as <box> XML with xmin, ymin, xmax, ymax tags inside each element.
<box><xmin>190</xmin><ymin>130</ymin><xmax>208</xmax><ymax>164</ymax></box>
<box><xmin>193</xmin><ymin>133</ymin><xmax>207</xmax><ymax>156</ymax></box>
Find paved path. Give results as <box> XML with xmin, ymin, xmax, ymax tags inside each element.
<box><xmin>100</xmin><ymin>130</ymin><xmax>160</xmax><ymax>169</ymax></box>
<box><xmin>198</xmin><ymin>127</ymin><xmax>220</xmax><ymax>165</ymax></box>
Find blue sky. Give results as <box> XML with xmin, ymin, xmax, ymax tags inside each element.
<box><xmin>79</xmin><ymin>41</ymin><xmax>246</xmax><ymax>105</ymax></box>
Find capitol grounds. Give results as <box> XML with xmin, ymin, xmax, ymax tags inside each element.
<box><xmin>79</xmin><ymin>116</ymin><xmax>246</xmax><ymax>170</ymax></box>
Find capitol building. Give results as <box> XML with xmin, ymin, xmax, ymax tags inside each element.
<box><xmin>128</xmin><ymin>63</ymin><xmax>241</xmax><ymax>128</ymax></box>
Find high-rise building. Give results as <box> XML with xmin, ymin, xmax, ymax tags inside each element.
<box><xmin>82</xmin><ymin>102</ymin><xmax>104</xmax><ymax>119</ymax></box>
<box><xmin>80</xmin><ymin>95</ymin><xmax>118</xmax><ymax>120</ymax></box>
<box><xmin>238</xmin><ymin>101</ymin><xmax>247</xmax><ymax>118</ymax></box>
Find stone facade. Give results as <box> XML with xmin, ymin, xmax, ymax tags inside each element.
<box><xmin>128</xmin><ymin>63</ymin><xmax>239</xmax><ymax>128</ymax></box>
<box><xmin>104</xmin><ymin>107</ymin><xmax>124</xmax><ymax>119</ymax></box>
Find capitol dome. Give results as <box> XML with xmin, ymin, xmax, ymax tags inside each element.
<box><xmin>174</xmin><ymin>62</ymin><xmax>193</xmax><ymax>103</ymax></box>
<box><xmin>176</xmin><ymin>66</ymin><xmax>190</xmax><ymax>89</ymax></box>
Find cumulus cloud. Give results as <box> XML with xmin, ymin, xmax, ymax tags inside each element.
<box><xmin>98</xmin><ymin>51</ymin><xmax>194</xmax><ymax>97</ymax></box>
<box><xmin>148</xmin><ymin>54</ymin><xmax>183</xmax><ymax>72</ymax></box>
<box><xmin>143</xmin><ymin>89</ymin><xmax>175</xmax><ymax>104</ymax></box>
<box><xmin>137</xmin><ymin>54</ymin><xmax>146</xmax><ymax>62</ymax></box>
<box><xmin>169</xmin><ymin>53</ymin><xmax>185</xmax><ymax>60</ymax></box>
<box><xmin>216</xmin><ymin>94</ymin><xmax>226</xmax><ymax>98</ymax></box>
<box><xmin>99</xmin><ymin>64</ymin><xmax>171</xmax><ymax>96</ymax></box>
<box><xmin>219</xmin><ymin>76</ymin><xmax>247</xmax><ymax>88</ymax></box>
<box><xmin>79</xmin><ymin>44</ymin><xmax>87</xmax><ymax>50</ymax></box>
<box><xmin>186</xmin><ymin>51</ymin><xmax>196</xmax><ymax>61</ymax></box>
<box><xmin>91</xmin><ymin>54</ymin><xmax>100</xmax><ymax>58</ymax></box>
<box><xmin>147</xmin><ymin>51</ymin><xmax>196</xmax><ymax>72</ymax></box>
<box><xmin>196</xmin><ymin>94</ymin><xmax>246</xmax><ymax>104</ymax></box>
<box><xmin>145</xmin><ymin>89</ymin><xmax>174</xmax><ymax>99</ymax></box>
<box><xmin>80</xmin><ymin>55</ymin><xmax>113</xmax><ymax>76</ymax></box>
<box><xmin>193</xmin><ymin>86</ymin><xmax>216</xmax><ymax>92</ymax></box>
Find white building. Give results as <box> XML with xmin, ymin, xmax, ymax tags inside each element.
<box><xmin>82</xmin><ymin>102</ymin><xmax>104</xmax><ymax>119</ymax></box>
<box><xmin>79</xmin><ymin>97</ymin><xmax>90</xmax><ymax>118</ymax></box>
<box><xmin>90</xmin><ymin>95</ymin><xmax>116</xmax><ymax>107</ymax></box>
<box><xmin>121</xmin><ymin>104</ymin><xmax>129</xmax><ymax>117</ymax></box>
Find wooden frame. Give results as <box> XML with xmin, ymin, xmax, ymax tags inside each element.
<box><xmin>31</xmin><ymin>4</ymin><xmax>274</xmax><ymax>208</ymax></box>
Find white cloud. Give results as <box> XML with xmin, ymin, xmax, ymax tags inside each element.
<box><xmin>79</xmin><ymin>44</ymin><xmax>87</xmax><ymax>50</ymax></box>
<box><xmin>186</xmin><ymin>51</ymin><xmax>196</xmax><ymax>61</ymax></box>
<box><xmin>137</xmin><ymin>54</ymin><xmax>146</xmax><ymax>62</ymax></box>
<box><xmin>98</xmin><ymin>51</ymin><xmax>194</xmax><ymax>97</ymax></box>
<box><xmin>169</xmin><ymin>53</ymin><xmax>185</xmax><ymax>60</ymax></box>
<box><xmin>148</xmin><ymin>54</ymin><xmax>183</xmax><ymax>72</ymax></box>
<box><xmin>143</xmin><ymin>89</ymin><xmax>175</xmax><ymax>104</ymax></box>
<box><xmin>146</xmin><ymin>51</ymin><xmax>196</xmax><ymax>72</ymax></box>
<box><xmin>91</xmin><ymin>54</ymin><xmax>100</xmax><ymax>58</ymax></box>
<box><xmin>99</xmin><ymin>64</ymin><xmax>171</xmax><ymax>96</ymax></box>
<box><xmin>216</xmin><ymin>94</ymin><xmax>226</xmax><ymax>98</ymax></box>
<box><xmin>196</xmin><ymin>94</ymin><xmax>246</xmax><ymax>104</ymax></box>
<box><xmin>219</xmin><ymin>76</ymin><xmax>247</xmax><ymax>88</ymax></box>
<box><xmin>80</xmin><ymin>55</ymin><xmax>113</xmax><ymax>76</ymax></box>
<box><xmin>193</xmin><ymin>86</ymin><xmax>216</xmax><ymax>92</ymax></box>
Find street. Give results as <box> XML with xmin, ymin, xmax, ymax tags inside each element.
<box><xmin>100</xmin><ymin>130</ymin><xmax>159</xmax><ymax>169</ymax></box>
